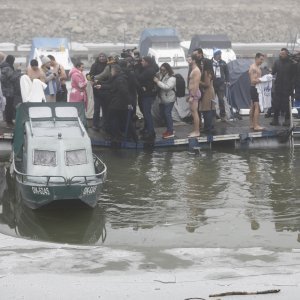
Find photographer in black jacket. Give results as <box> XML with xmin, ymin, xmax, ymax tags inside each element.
<box><xmin>136</xmin><ymin>56</ymin><xmax>159</xmax><ymax>140</ymax></box>
<box><xmin>97</xmin><ymin>64</ymin><xmax>136</xmax><ymax>140</ymax></box>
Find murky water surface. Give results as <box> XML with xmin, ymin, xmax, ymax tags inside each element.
<box><xmin>1</xmin><ymin>148</ymin><xmax>300</xmax><ymax>249</ymax></box>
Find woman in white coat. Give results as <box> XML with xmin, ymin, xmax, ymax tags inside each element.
<box><xmin>154</xmin><ymin>63</ymin><xmax>176</xmax><ymax>139</ymax></box>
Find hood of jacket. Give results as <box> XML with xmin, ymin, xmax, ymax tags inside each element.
<box><xmin>69</xmin><ymin>67</ymin><xmax>82</xmax><ymax>78</ymax></box>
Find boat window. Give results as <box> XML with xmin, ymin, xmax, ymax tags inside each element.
<box><xmin>55</xmin><ymin>107</ymin><xmax>78</xmax><ymax>118</ymax></box>
<box><xmin>158</xmin><ymin>57</ymin><xmax>171</xmax><ymax>63</ymax></box>
<box><xmin>33</xmin><ymin>150</ymin><xmax>56</xmax><ymax>166</ymax></box>
<box><xmin>29</xmin><ymin>107</ymin><xmax>52</xmax><ymax>118</ymax></box>
<box><xmin>173</xmin><ymin>57</ymin><xmax>185</xmax><ymax>62</ymax></box>
<box><xmin>65</xmin><ymin>149</ymin><xmax>87</xmax><ymax>166</ymax></box>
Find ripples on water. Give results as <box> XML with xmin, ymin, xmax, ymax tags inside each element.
<box><xmin>1</xmin><ymin>148</ymin><xmax>300</xmax><ymax>249</ymax></box>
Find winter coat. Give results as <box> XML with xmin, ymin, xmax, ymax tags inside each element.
<box><xmin>0</xmin><ymin>61</ymin><xmax>18</xmax><ymax>98</ymax></box>
<box><xmin>122</xmin><ymin>67</ymin><xmax>139</xmax><ymax>105</ymax></box>
<box><xmin>156</xmin><ymin>74</ymin><xmax>176</xmax><ymax>104</ymax></box>
<box><xmin>295</xmin><ymin>62</ymin><xmax>300</xmax><ymax>99</ymax></box>
<box><xmin>199</xmin><ymin>71</ymin><xmax>215</xmax><ymax>112</ymax></box>
<box><xmin>89</xmin><ymin>61</ymin><xmax>109</xmax><ymax>96</ymax></box>
<box><xmin>69</xmin><ymin>67</ymin><xmax>87</xmax><ymax>107</ymax></box>
<box><xmin>94</xmin><ymin>64</ymin><xmax>111</xmax><ymax>82</ymax></box>
<box><xmin>212</xmin><ymin>58</ymin><xmax>229</xmax><ymax>90</ymax></box>
<box><xmin>101</xmin><ymin>72</ymin><xmax>131</xmax><ymax>110</ymax></box>
<box><xmin>137</xmin><ymin>64</ymin><xmax>158</xmax><ymax>97</ymax></box>
<box><xmin>272</xmin><ymin>57</ymin><xmax>295</xmax><ymax>95</ymax></box>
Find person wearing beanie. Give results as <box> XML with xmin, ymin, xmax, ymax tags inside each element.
<box><xmin>0</xmin><ymin>55</ymin><xmax>18</xmax><ymax>126</ymax></box>
<box><xmin>5</xmin><ymin>55</ymin><xmax>15</xmax><ymax>67</ymax></box>
<box><xmin>41</xmin><ymin>55</ymin><xmax>51</xmax><ymax>66</ymax></box>
<box><xmin>40</xmin><ymin>55</ymin><xmax>57</xmax><ymax>102</ymax></box>
<box><xmin>213</xmin><ymin>48</ymin><xmax>222</xmax><ymax>57</ymax></box>
<box><xmin>212</xmin><ymin>48</ymin><xmax>229</xmax><ymax>121</ymax></box>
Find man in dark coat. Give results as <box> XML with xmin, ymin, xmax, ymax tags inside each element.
<box><xmin>100</xmin><ymin>64</ymin><xmax>136</xmax><ymax>140</ymax></box>
<box><xmin>270</xmin><ymin>48</ymin><xmax>295</xmax><ymax>126</ymax></box>
<box><xmin>0</xmin><ymin>55</ymin><xmax>18</xmax><ymax>126</ymax></box>
<box><xmin>294</xmin><ymin>53</ymin><xmax>300</xmax><ymax>117</ymax></box>
<box><xmin>136</xmin><ymin>56</ymin><xmax>158</xmax><ymax>140</ymax></box>
<box><xmin>88</xmin><ymin>53</ymin><xmax>110</xmax><ymax>131</ymax></box>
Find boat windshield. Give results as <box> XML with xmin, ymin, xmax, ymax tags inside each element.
<box><xmin>65</xmin><ymin>149</ymin><xmax>87</xmax><ymax>166</ymax></box>
<box><xmin>33</xmin><ymin>150</ymin><xmax>56</xmax><ymax>166</ymax></box>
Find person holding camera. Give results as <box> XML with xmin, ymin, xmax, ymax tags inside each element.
<box><xmin>40</xmin><ymin>55</ymin><xmax>57</xmax><ymax>102</ymax></box>
<box><xmin>153</xmin><ymin>63</ymin><xmax>176</xmax><ymax>139</ymax></box>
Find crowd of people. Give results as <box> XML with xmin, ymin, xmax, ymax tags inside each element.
<box><xmin>85</xmin><ymin>47</ymin><xmax>231</xmax><ymax>141</ymax></box>
<box><xmin>1</xmin><ymin>46</ymin><xmax>300</xmax><ymax>141</ymax></box>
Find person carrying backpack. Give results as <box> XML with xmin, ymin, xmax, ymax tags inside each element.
<box><xmin>154</xmin><ymin>63</ymin><xmax>177</xmax><ymax>139</ymax></box>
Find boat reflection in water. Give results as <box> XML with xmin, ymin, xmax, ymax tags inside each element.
<box><xmin>0</xmin><ymin>165</ymin><xmax>106</xmax><ymax>245</ymax></box>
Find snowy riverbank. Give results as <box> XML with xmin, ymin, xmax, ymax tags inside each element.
<box><xmin>1</xmin><ymin>233</ymin><xmax>300</xmax><ymax>299</ymax></box>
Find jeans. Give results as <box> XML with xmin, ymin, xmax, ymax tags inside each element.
<box><xmin>159</xmin><ymin>102</ymin><xmax>174</xmax><ymax>133</ymax></box>
<box><xmin>142</xmin><ymin>96</ymin><xmax>155</xmax><ymax>134</ymax></box>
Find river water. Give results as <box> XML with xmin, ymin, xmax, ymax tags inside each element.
<box><xmin>0</xmin><ymin>147</ymin><xmax>300</xmax><ymax>250</ymax></box>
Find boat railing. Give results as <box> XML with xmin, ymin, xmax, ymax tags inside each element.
<box><xmin>13</xmin><ymin>153</ymin><xmax>107</xmax><ymax>187</ymax></box>
<box><xmin>69</xmin><ymin>154</ymin><xmax>107</xmax><ymax>184</ymax></box>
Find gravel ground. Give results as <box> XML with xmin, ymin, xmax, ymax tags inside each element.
<box><xmin>1</xmin><ymin>0</ymin><xmax>300</xmax><ymax>44</ymax></box>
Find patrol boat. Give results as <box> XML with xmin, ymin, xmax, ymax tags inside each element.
<box><xmin>11</xmin><ymin>102</ymin><xmax>107</xmax><ymax>209</ymax></box>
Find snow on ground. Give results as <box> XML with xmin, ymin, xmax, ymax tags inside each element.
<box><xmin>0</xmin><ymin>233</ymin><xmax>299</xmax><ymax>299</ymax></box>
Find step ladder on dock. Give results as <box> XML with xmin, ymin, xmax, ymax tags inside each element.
<box><xmin>290</xmin><ymin>99</ymin><xmax>300</xmax><ymax>147</ymax></box>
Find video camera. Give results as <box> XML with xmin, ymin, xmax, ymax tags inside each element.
<box><xmin>120</xmin><ymin>47</ymin><xmax>139</xmax><ymax>59</ymax></box>
<box><xmin>288</xmin><ymin>52</ymin><xmax>300</xmax><ymax>63</ymax></box>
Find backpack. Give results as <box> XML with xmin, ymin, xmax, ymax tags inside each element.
<box><xmin>173</xmin><ymin>73</ymin><xmax>186</xmax><ymax>97</ymax></box>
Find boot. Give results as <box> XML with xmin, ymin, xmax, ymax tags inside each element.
<box><xmin>270</xmin><ymin>117</ymin><xmax>279</xmax><ymax>126</ymax></box>
<box><xmin>282</xmin><ymin>119</ymin><xmax>290</xmax><ymax>127</ymax></box>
